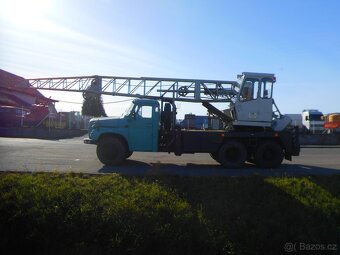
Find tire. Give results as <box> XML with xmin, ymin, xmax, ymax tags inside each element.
<box><xmin>255</xmin><ymin>141</ymin><xmax>283</xmax><ymax>168</ymax></box>
<box><xmin>96</xmin><ymin>136</ymin><xmax>127</xmax><ymax>165</ymax></box>
<box><xmin>218</xmin><ymin>141</ymin><xmax>247</xmax><ymax>168</ymax></box>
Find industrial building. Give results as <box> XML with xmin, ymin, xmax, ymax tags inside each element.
<box><xmin>0</xmin><ymin>69</ymin><xmax>57</xmax><ymax>127</ymax></box>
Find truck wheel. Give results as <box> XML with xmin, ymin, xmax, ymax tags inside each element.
<box><xmin>218</xmin><ymin>141</ymin><xmax>247</xmax><ymax>168</ymax></box>
<box><xmin>255</xmin><ymin>141</ymin><xmax>283</xmax><ymax>168</ymax></box>
<box><xmin>96</xmin><ymin>137</ymin><xmax>127</xmax><ymax>165</ymax></box>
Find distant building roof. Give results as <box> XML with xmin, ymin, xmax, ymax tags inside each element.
<box><xmin>0</xmin><ymin>69</ymin><xmax>57</xmax><ymax>106</ymax></box>
<box><xmin>0</xmin><ymin>69</ymin><xmax>27</xmax><ymax>88</ymax></box>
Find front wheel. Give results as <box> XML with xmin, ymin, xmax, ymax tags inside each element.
<box><xmin>218</xmin><ymin>141</ymin><xmax>247</xmax><ymax>168</ymax></box>
<box><xmin>255</xmin><ymin>141</ymin><xmax>283</xmax><ymax>168</ymax></box>
<box><xmin>96</xmin><ymin>136</ymin><xmax>127</xmax><ymax>165</ymax></box>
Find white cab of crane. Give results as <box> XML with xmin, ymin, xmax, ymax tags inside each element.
<box><xmin>231</xmin><ymin>72</ymin><xmax>291</xmax><ymax>131</ymax></box>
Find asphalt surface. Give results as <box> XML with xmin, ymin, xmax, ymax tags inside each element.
<box><xmin>0</xmin><ymin>136</ymin><xmax>340</xmax><ymax>176</ymax></box>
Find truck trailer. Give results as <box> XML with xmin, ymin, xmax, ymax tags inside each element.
<box><xmin>84</xmin><ymin>72</ymin><xmax>300</xmax><ymax>168</ymax></box>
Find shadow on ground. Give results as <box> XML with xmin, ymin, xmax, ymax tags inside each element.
<box><xmin>98</xmin><ymin>160</ymin><xmax>340</xmax><ymax>177</ymax></box>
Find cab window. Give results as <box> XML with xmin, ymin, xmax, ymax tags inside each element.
<box><xmin>260</xmin><ymin>79</ymin><xmax>273</xmax><ymax>98</ymax></box>
<box><xmin>136</xmin><ymin>105</ymin><xmax>153</xmax><ymax>118</ymax></box>
<box><xmin>240</xmin><ymin>78</ymin><xmax>259</xmax><ymax>101</ymax></box>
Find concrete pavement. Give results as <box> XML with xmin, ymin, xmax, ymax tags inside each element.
<box><xmin>0</xmin><ymin>136</ymin><xmax>339</xmax><ymax>176</ymax></box>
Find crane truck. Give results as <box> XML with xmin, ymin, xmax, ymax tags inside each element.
<box><xmin>81</xmin><ymin>72</ymin><xmax>300</xmax><ymax>168</ymax></box>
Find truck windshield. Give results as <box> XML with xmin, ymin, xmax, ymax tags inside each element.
<box><xmin>122</xmin><ymin>103</ymin><xmax>135</xmax><ymax>117</ymax></box>
<box><xmin>309</xmin><ymin>114</ymin><xmax>323</xmax><ymax>121</ymax></box>
<box><xmin>237</xmin><ymin>76</ymin><xmax>244</xmax><ymax>89</ymax></box>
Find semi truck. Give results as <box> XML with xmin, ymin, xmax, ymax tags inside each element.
<box><xmin>84</xmin><ymin>72</ymin><xmax>300</xmax><ymax>168</ymax></box>
<box><xmin>302</xmin><ymin>109</ymin><xmax>325</xmax><ymax>134</ymax></box>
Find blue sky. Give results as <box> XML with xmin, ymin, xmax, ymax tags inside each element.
<box><xmin>1</xmin><ymin>0</ymin><xmax>339</xmax><ymax>117</ymax></box>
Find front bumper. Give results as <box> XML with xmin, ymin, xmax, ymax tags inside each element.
<box><xmin>84</xmin><ymin>138</ymin><xmax>97</xmax><ymax>145</ymax></box>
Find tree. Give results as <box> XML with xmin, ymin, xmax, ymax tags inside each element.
<box><xmin>82</xmin><ymin>96</ymin><xmax>107</xmax><ymax>117</ymax></box>
<box><xmin>81</xmin><ymin>78</ymin><xmax>107</xmax><ymax>117</ymax></box>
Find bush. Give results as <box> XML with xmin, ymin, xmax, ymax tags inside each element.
<box><xmin>157</xmin><ymin>175</ymin><xmax>340</xmax><ymax>255</ymax></box>
<box><xmin>0</xmin><ymin>173</ymin><xmax>214</xmax><ymax>255</ymax></box>
<box><xmin>0</xmin><ymin>173</ymin><xmax>339</xmax><ymax>255</ymax></box>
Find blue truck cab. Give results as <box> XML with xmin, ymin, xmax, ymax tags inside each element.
<box><xmin>85</xmin><ymin>99</ymin><xmax>160</xmax><ymax>165</ymax></box>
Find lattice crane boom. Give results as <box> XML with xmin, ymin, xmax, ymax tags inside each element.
<box><xmin>27</xmin><ymin>75</ymin><xmax>239</xmax><ymax>102</ymax></box>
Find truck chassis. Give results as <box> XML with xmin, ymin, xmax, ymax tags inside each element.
<box><xmin>158</xmin><ymin>128</ymin><xmax>299</xmax><ymax>168</ymax></box>
<box><xmin>88</xmin><ymin>124</ymin><xmax>300</xmax><ymax>169</ymax></box>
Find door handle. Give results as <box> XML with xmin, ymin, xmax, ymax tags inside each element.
<box><xmin>248</xmin><ymin>112</ymin><xmax>257</xmax><ymax>119</ymax></box>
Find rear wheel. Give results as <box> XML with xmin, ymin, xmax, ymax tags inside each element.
<box><xmin>218</xmin><ymin>141</ymin><xmax>247</xmax><ymax>168</ymax></box>
<box><xmin>96</xmin><ymin>136</ymin><xmax>127</xmax><ymax>165</ymax></box>
<box><xmin>255</xmin><ymin>141</ymin><xmax>283</xmax><ymax>168</ymax></box>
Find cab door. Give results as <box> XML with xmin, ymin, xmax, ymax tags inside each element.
<box><xmin>235</xmin><ymin>78</ymin><xmax>273</xmax><ymax>125</ymax></box>
<box><xmin>128</xmin><ymin>104</ymin><xmax>156</xmax><ymax>151</ymax></box>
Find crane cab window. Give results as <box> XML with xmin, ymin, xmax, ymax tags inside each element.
<box><xmin>240</xmin><ymin>79</ymin><xmax>259</xmax><ymax>101</ymax></box>
<box><xmin>260</xmin><ymin>79</ymin><xmax>273</xmax><ymax>98</ymax></box>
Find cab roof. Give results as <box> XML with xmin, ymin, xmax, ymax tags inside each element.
<box><xmin>241</xmin><ymin>72</ymin><xmax>275</xmax><ymax>78</ymax></box>
<box><xmin>133</xmin><ymin>98</ymin><xmax>159</xmax><ymax>106</ymax></box>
